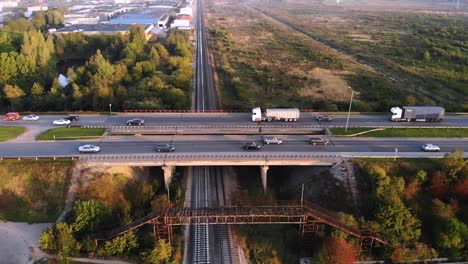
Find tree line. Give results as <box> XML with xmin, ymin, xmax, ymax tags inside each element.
<box><xmin>0</xmin><ymin>10</ymin><xmax>193</xmax><ymax>112</ymax></box>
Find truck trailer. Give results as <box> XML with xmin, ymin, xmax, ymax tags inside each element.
<box><xmin>390</xmin><ymin>106</ymin><xmax>445</xmax><ymax>122</ymax></box>
<box><xmin>252</xmin><ymin>107</ymin><xmax>300</xmax><ymax>122</ymax></box>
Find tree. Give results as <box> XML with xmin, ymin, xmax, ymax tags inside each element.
<box><xmin>431</xmin><ymin>199</ymin><xmax>456</xmax><ymax>220</ymax></box>
<box><xmin>31</xmin><ymin>82</ymin><xmax>44</xmax><ymax>95</ymax></box>
<box><xmin>453</xmin><ymin>179</ymin><xmax>468</xmax><ymax>199</ymax></box>
<box><xmin>435</xmin><ymin>218</ymin><xmax>468</xmax><ymax>258</ymax></box>
<box><xmin>39</xmin><ymin>227</ymin><xmax>57</xmax><ymax>251</ymax></box>
<box><xmin>391</xmin><ymin>242</ymin><xmax>437</xmax><ymax>263</ymax></box>
<box><xmin>56</xmin><ymin>222</ymin><xmax>80</xmax><ymax>256</ymax></box>
<box><xmin>404</xmin><ymin>95</ymin><xmax>417</xmax><ymax>105</ymax></box>
<box><xmin>428</xmin><ymin>171</ymin><xmax>448</xmax><ymax>198</ymax></box>
<box><xmin>72</xmin><ymin>199</ymin><xmax>108</xmax><ymax>235</ymax></box>
<box><xmin>313</xmin><ymin>237</ymin><xmax>356</xmax><ymax>264</ymax></box>
<box><xmin>442</xmin><ymin>150</ymin><xmax>467</xmax><ymax>181</ymax></box>
<box><xmin>144</xmin><ymin>239</ymin><xmax>172</xmax><ymax>264</ymax></box>
<box><xmin>423</xmin><ymin>51</ymin><xmax>431</xmax><ymax>61</ymax></box>
<box><xmin>3</xmin><ymin>84</ymin><xmax>25</xmax><ymax>110</ymax></box>
<box><xmin>375</xmin><ymin>197</ymin><xmax>421</xmax><ymax>245</ymax></box>
<box><xmin>104</xmin><ymin>231</ymin><xmax>139</xmax><ymax>256</ymax></box>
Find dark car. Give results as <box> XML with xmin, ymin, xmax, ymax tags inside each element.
<box><xmin>155</xmin><ymin>144</ymin><xmax>175</xmax><ymax>152</ymax></box>
<box><xmin>316</xmin><ymin>115</ymin><xmax>333</xmax><ymax>122</ymax></box>
<box><xmin>126</xmin><ymin>118</ymin><xmax>145</xmax><ymax>126</ymax></box>
<box><xmin>242</xmin><ymin>142</ymin><xmax>261</xmax><ymax>150</ymax></box>
<box><xmin>309</xmin><ymin>137</ymin><xmax>330</xmax><ymax>145</ymax></box>
<box><xmin>65</xmin><ymin>115</ymin><xmax>80</xmax><ymax>121</ymax></box>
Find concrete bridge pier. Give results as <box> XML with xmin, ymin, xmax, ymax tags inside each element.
<box><xmin>260</xmin><ymin>165</ymin><xmax>269</xmax><ymax>192</ymax></box>
<box><xmin>163</xmin><ymin>165</ymin><xmax>175</xmax><ymax>193</ymax></box>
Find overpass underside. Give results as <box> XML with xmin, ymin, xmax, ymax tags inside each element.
<box><xmin>81</xmin><ymin>153</ymin><xmax>342</xmax><ymax>191</ymax></box>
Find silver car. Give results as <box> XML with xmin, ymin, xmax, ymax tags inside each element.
<box><xmin>53</xmin><ymin>119</ymin><xmax>71</xmax><ymax>125</ymax></box>
<box><xmin>422</xmin><ymin>144</ymin><xmax>440</xmax><ymax>152</ymax></box>
<box><xmin>78</xmin><ymin>144</ymin><xmax>100</xmax><ymax>153</ymax></box>
<box><xmin>22</xmin><ymin>114</ymin><xmax>40</xmax><ymax>121</ymax></box>
<box><xmin>262</xmin><ymin>136</ymin><xmax>283</xmax><ymax>144</ymax></box>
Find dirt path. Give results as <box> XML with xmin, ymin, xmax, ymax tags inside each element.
<box><xmin>0</xmin><ymin>222</ymin><xmax>52</xmax><ymax>264</ymax></box>
<box><xmin>9</xmin><ymin>126</ymin><xmax>51</xmax><ymax>143</ymax></box>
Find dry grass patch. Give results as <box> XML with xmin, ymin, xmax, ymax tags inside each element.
<box><xmin>297</xmin><ymin>68</ymin><xmax>352</xmax><ymax>101</ymax></box>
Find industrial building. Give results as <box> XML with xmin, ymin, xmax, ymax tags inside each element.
<box><xmin>110</xmin><ymin>7</ymin><xmax>171</xmax><ymax>25</ymax></box>
<box><xmin>53</xmin><ymin>23</ymin><xmax>155</xmax><ymax>38</ymax></box>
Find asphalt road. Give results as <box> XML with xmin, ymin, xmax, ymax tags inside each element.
<box><xmin>1</xmin><ymin>114</ymin><xmax>467</xmax><ymax>129</ymax></box>
<box><xmin>0</xmin><ymin>136</ymin><xmax>466</xmax><ymax>157</ymax></box>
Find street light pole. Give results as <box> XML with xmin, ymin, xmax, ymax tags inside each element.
<box><xmin>109</xmin><ymin>104</ymin><xmax>112</xmax><ymax>115</ymax></box>
<box><xmin>345</xmin><ymin>87</ymin><xmax>359</xmax><ymax>133</ymax></box>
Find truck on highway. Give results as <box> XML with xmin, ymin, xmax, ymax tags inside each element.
<box><xmin>252</xmin><ymin>107</ymin><xmax>300</xmax><ymax>122</ymax></box>
<box><xmin>390</xmin><ymin>106</ymin><xmax>445</xmax><ymax>122</ymax></box>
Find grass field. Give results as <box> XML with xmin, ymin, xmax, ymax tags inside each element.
<box><xmin>0</xmin><ymin>126</ymin><xmax>26</xmax><ymax>141</ymax></box>
<box><xmin>247</xmin><ymin>0</ymin><xmax>468</xmax><ymax>111</ymax></box>
<box><xmin>331</xmin><ymin>127</ymin><xmax>468</xmax><ymax>137</ymax></box>
<box><xmin>0</xmin><ymin>160</ymin><xmax>73</xmax><ymax>222</ymax></box>
<box><xmin>37</xmin><ymin>127</ymin><xmax>106</xmax><ymax>140</ymax></box>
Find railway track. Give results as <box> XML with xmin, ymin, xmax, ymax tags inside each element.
<box><xmin>188</xmin><ymin>0</ymin><xmax>234</xmax><ymax>262</ymax></box>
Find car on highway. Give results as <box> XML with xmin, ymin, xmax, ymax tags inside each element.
<box><xmin>52</xmin><ymin>119</ymin><xmax>71</xmax><ymax>125</ymax></box>
<box><xmin>242</xmin><ymin>142</ymin><xmax>261</xmax><ymax>150</ymax></box>
<box><xmin>22</xmin><ymin>114</ymin><xmax>40</xmax><ymax>121</ymax></box>
<box><xmin>126</xmin><ymin>118</ymin><xmax>145</xmax><ymax>126</ymax></box>
<box><xmin>262</xmin><ymin>136</ymin><xmax>283</xmax><ymax>145</ymax></box>
<box><xmin>316</xmin><ymin>115</ymin><xmax>334</xmax><ymax>122</ymax></box>
<box><xmin>2</xmin><ymin>112</ymin><xmax>20</xmax><ymax>121</ymax></box>
<box><xmin>78</xmin><ymin>144</ymin><xmax>100</xmax><ymax>153</ymax></box>
<box><xmin>65</xmin><ymin>115</ymin><xmax>80</xmax><ymax>121</ymax></box>
<box><xmin>155</xmin><ymin>144</ymin><xmax>176</xmax><ymax>152</ymax></box>
<box><xmin>309</xmin><ymin>137</ymin><xmax>330</xmax><ymax>145</ymax></box>
<box><xmin>421</xmin><ymin>143</ymin><xmax>440</xmax><ymax>152</ymax></box>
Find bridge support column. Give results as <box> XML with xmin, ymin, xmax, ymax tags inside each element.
<box><xmin>162</xmin><ymin>165</ymin><xmax>175</xmax><ymax>193</ymax></box>
<box><xmin>260</xmin><ymin>165</ymin><xmax>269</xmax><ymax>192</ymax></box>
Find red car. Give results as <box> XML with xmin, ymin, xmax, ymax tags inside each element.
<box><xmin>3</xmin><ymin>112</ymin><xmax>20</xmax><ymax>121</ymax></box>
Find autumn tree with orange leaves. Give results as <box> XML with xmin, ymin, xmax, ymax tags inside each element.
<box><xmin>313</xmin><ymin>237</ymin><xmax>356</xmax><ymax>264</ymax></box>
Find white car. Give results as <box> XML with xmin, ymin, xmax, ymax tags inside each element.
<box><xmin>262</xmin><ymin>136</ymin><xmax>283</xmax><ymax>144</ymax></box>
<box><xmin>78</xmin><ymin>144</ymin><xmax>100</xmax><ymax>153</ymax></box>
<box><xmin>422</xmin><ymin>144</ymin><xmax>440</xmax><ymax>152</ymax></box>
<box><xmin>52</xmin><ymin>119</ymin><xmax>71</xmax><ymax>125</ymax></box>
<box><xmin>22</xmin><ymin>114</ymin><xmax>40</xmax><ymax>121</ymax></box>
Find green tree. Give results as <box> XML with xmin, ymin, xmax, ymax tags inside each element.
<box><xmin>31</xmin><ymin>82</ymin><xmax>44</xmax><ymax>95</ymax></box>
<box><xmin>375</xmin><ymin>196</ymin><xmax>421</xmax><ymax>245</ymax></box>
<box><xmin>72</xmin><ymin>199</ymin><xmax>108</xmax><ymax>234</ymax></box>
<box><xmin>56</xmin><ymin>222</ymin><xmax>79</xmax><ymax>256</ymax></box>
<box><xmin>404</xmin><ymin>95</ymin><xmax>417</xmax><ymax>105</ymax></box>
<box><xmin>0</xmin><ymin>52</ymin><xmax>19</xmax><ymax>83</ymax></box>
<box><xmin>443</xmin><ymin>149</ymin><xmax>467</xmax><ymax>181</ymax></box>
<box><xmin>3</xmin><ymin>84</ymin><xmax>25</xmax><ymax>110</ymax></box>
<box><xmin>436</xmin><ymin>218</ymin><xmax>468</xmax><ymax>258</ymax></box>
<box><xmin>423</xmin><ymin>51</ymin><xmax>431</xmax><ymax>61</ymax></box>
<box><xmin>104</xmin><ymin>231</ymin><xmax>139</xmax><ymax>256</ymax></box>
<box><xmin>39</xmin><ymin>227</ymin><xmax>57</xmax><ymax>251</ymax></box>
<box><xmin>144</xmin><ymin>239</ymin><xmax>172</xmax><ymax>264</ymax></box>
<box><xmin>431</xmin><ymin>199</ymin><xmax>456</xmax><ymax>220</ymax></box>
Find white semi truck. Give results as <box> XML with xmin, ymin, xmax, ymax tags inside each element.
<box><xmin>252</xmin><ymin>107</ymin><xmax>300</xmax><ymax>122</ymax></box>
<box><xmin>390</xmin><ymin>106</ymin><xmax>445</xmax><ymax>122</ymax></box>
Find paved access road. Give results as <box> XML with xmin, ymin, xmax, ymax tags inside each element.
<box><xmin>1</xmin><ymin>113</ymin><xmax>467</xmax><ymax>129</ymax></box>
<box><xmin>0</xmin><ymin>136</ymin><xmax>466</xmax><ymax>158</ymax></box>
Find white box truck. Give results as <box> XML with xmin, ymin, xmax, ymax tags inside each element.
<box><xmin>252</xmin><ymin>107</ymin><xmax>300</xmax><ymax>122</ymax></box>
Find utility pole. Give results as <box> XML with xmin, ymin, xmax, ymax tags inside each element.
<box><xmin>345</xmin><ymin>86</ymin><xmax>360</xmax><ymax>132</ymax></box>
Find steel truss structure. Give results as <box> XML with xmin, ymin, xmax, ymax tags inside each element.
<box><xmin>96</xmin><ymin>200</ymin><xmax>391</xmax><ymax>254</ymax></box>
